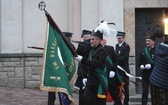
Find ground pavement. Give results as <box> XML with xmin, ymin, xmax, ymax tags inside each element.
<box><xmin>0</xmin><ymin>86</ymin><xmax>151</xmax><ymax>105</ymax></box>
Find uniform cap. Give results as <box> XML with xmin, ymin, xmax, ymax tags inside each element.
<box><xmin>146</xmin><ymin>31</ymin><xmax>156</xmax><ymax>41</ymax></box>
<box><xmin>92</xmin><ymin>31</ymin><xmax>103</xmax><ymax>40</ymax></box>
<box><xmin>62</xmin><ymin>32</ymin><xmax>73</xmax><ymax>37</ymax></box>
<box><xmin>116</xmin><ymin>31</ymin><xmax>125</xmax><ymax>38</ymax></box>
<box><xmin>81</xmin><ymin>30</ymin><xmax>92</xmax><ymax>38</ymax></box>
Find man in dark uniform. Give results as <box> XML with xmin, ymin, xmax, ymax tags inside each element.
<box><xmin>101</xmin><ymin>39</ymin><xmax>122</xmax><ymax>105</ymax></box>
<box><xmin>75</xmin><ymin>31</ymin><xmax>107</xmax><ymax>105</ymax></box>
<box><xmin>138</xmin><ymin>32</ymin><xmax>155</xmax><ymax>105</ymax></box>
<box><xmin>74</xmin><ymin>30</ymin><xmax>92</xmax><ymax>105</ymax></box>
<box><xmin>63</xmin><ymin>32</ymin><xmax>76</xmax><ymax>50</ymax></box>
<box><xmin>115</xmin><ymin>31</ymin><xmax>130</xmax><ymax>105</ymax></box>
<box><xmin>47</xmin><ymin>32</ymin><xmax>75</xmax><ymax>105</ymax></box>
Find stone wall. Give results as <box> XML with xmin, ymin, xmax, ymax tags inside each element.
<box><xmin>0</xmin><ymin>54</ymin><xmax>136</xmax><ymax>95</ymax></box>
<box><xmin>0</xmin><ymin>54</ymin><xmax>43</xmax><ymax>88</ymax></box>
<box><xmin>129</xmin><ymin>54</ymin><xmax>136</xmax><ymax>95</ymax></box>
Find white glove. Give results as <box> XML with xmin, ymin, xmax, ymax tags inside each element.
<box><xmin>75</xmin><ymin>55</ymin><xmax>83</xmax><ymax>62</ymax></box>
<box><xmin>145</xmin><ymin>64</ymin><xmax>151</xmax><ymax>69</ymax></box>
<box><xmin>140</xmin><ymin>65</ymin><xmax>145</xmax><ymax>70</ymax></box>
<box><xmin>82</xmin><ymin>78</ymin><xmax>87</xmax><ymax>86</ymax></box>
<box><xmin>109</xmin><ymin>71</ymin><xmax>115</xmax><ymax>78</ymax></box>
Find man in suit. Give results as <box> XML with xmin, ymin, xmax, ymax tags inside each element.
<box><xmin>75</xmin><ymin>31</ymin><xmax>107</xmax><ymax>105</ymax></box>
<box><xmin>138</xmin><ymin>32</ymin><xmax>155</xmax><ymax>105</ymax></box>
<box><xmin>115</xmin><ymin>31</ymin><xmax>130</xmax><ymax>105</ymax></box>
<box><xmin>101</xmin><ymin>39</ymin><xmax>122</xmax><ymax>105</ymax></box>
<box><xmin>74</xmin><ymin>30</ymin><xmax>92</xmax><ymax>105</ymax></box>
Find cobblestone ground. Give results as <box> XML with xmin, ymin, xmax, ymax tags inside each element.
<box><xmin>1</xmin><ymin>86</ymin><xmax>150</xmax><ymax>105</ymax></box>
<box><xmin>0</xmin><ymin>86</ymin><xmax>116</xmax><ymax>105</ymax></box>
<box><xmin>0</xmin><ymin>86</ymin><xmax>79</xmax><ymax>105</ymax></box>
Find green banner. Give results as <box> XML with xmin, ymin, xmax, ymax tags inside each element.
<box><xmin>40</xmin><ymin>20</ymin><xmax>76</xmax><ymax>104</ymax></box>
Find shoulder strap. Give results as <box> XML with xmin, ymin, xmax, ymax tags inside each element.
<box><xmin>106</xmin><ymin>56</ymin><xmax>113</xmax><ymax>65</ymax></box>
<box><xmin>145</xmin><ymin>47</ymin><xmax>154</xmax><ymax>64</ymax></box>
<box><xmin>89</xmin><ymin>50</ymin><xmax>108</xmax><ymax>98</ymax></box>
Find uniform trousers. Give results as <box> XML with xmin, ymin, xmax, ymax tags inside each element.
<box><xmin>48</xmin><ymin>92</ymin><xmax>56</xmax><ymax>105</ymax></box>
<box><xmin>108</xmin><ymin>78</ymin><xmax>122</xmax><ymax>105</ymax></box>
<box><xmin>79</xmin><ymin>88</ymin><xmax>84</xmax><ymax>105</ymax></box>
<box><xmin>142</xmin><ymin>77</ymin><xmax>150</xmax><ymax>105</ymax></box>
<box><xmin>122</xmin><ymin>76</ymin><xmax>129</xmax><ymax>105</ymax></box>
<box><xmin>83</xmin><ymin>85</ymin><xmax>106</xmax><ymax>105</ymax></box>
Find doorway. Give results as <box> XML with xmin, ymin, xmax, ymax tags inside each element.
<box><xmin>135</xmin><ymin>8</ymin><xmax>165</xmax><ymax>94</ymax></box>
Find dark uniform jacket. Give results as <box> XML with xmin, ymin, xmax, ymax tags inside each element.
<box><xmin>76</xmin><ymin>39</ymin><xmax>91</xmax><ymax>58</ymax></box>
<box><xmin>81</xmin><ymin>44</ymin><xmax>106</xmax><ymax>86</ymax></box>
<box><xmin>75</xmin><ymin>39</ymin><xmax>92</xmax><ymax>88</ymax></box>
<box><xmin>115</xmin><ymin>42</ymin><xmax>130</xmax><ymax>75</ymax></box>
<box><xmin>138</xmin><ymin>46</ymin><xmax>155</xmax><ymax>79</ymax></box>
<box><xmin>104</xmin><ymin>45</ymin><xmax>117</xmax><ymax>83</ymax></box>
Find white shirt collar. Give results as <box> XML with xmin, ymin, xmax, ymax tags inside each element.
<box><xmin>119</xmin><ymin>41</ymin><xmax>124</xmax><ymax>47</ymax></box>
<box><xmin>148</xmin><ymin>45</ymin><xmax>154</xmax><ymax>50</ymax></box>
